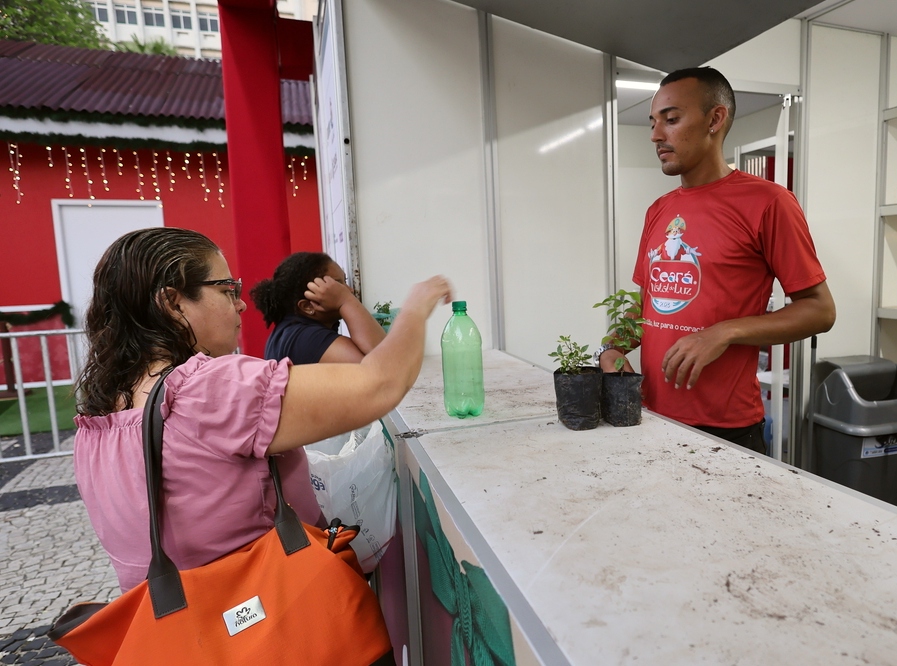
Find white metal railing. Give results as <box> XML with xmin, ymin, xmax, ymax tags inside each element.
<box><xmin>0</xmin><ymin>328</ymin><xmax>85</xmax><ymax>462</ymax></box>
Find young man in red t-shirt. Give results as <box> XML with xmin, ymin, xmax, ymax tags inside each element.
<box><xmin>598</xmin><ymin>67</ymin><xmax>836</xmax><ymax>455</ymax></box>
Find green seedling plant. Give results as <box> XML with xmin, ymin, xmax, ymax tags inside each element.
<box><xmin>373</xmin><ymin>301</ymin><xmax>393</xmax><ymax>329</ymax></box>
<box><xmin>593</xmin><ymin>290</ymin><xmax>646</xmax><ymax>373</ymax></box>
<box><xmin>548</xmin><ymin>335</ymin><xmax>592</xmax><ymax>375</ymax></box>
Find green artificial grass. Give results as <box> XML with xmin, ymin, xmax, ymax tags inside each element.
<box><xmin>0</xmin><ymin>384</ymin><xmax>78</xmax><ymax>436</ymax></box>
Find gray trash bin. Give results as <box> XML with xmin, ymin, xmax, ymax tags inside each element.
<box><xmin>809</xmin><ymin>355</ymin><xmax>897</xmax><ymax>505</ymax></box>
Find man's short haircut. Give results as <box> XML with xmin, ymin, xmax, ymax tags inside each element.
<box><xmin>660</xmin><ymin>67</ymin><xmax>736</xmax><ymax>132</ymax></box>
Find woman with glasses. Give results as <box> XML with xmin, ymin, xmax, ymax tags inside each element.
<box><xmin>250</xmin><ymin>252</ymin><xmax>386</xmax><ymax>365</ymax></box>
<box><xmin>72</xmin><ymin>228</ymin><xmax>451</xmax><ymax>609</ymax></box>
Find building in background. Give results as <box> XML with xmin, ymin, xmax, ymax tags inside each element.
<box><xmin>83</xmin><ymin>0</ymin><xmax>317</xmax><ymax>58</ymax></box>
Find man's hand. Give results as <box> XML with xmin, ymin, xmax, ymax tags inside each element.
<box><xmin>659</xmin><ymin>281</ymin><xmax>836</xmax><ymax>390</ymax></box>
<box><xmin>660</xmin><ymin>324</ymin><xmax>731</xmax><ymax>389</ymax></box>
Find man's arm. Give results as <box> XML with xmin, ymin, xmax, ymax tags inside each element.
<box><xmin>661</xmin><ymin>281</ymin><xmax>836</xmax><ymax>389</ymax></box>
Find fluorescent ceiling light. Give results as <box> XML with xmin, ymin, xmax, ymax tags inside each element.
<box><xmin>616</xmin><ymin>80</ymin><xmax>660</xmax><ymax>91</ymax></box>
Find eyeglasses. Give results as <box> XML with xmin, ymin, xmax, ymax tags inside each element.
<box><xmin>197</xmin><ymin>278</ymin><xmax>242</xmax><ymax>301</ymax></box>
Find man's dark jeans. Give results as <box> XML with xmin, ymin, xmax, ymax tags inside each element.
<box><xmin>694</xmin><ymin>420</ymin><xmax>767</xmax><ymax>456</ymax></box>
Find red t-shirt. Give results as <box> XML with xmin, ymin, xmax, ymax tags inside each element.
<box><xmin>633</xmin><ymin>170</ymin><xmax>826</xmax><ymax>428</ymax></box>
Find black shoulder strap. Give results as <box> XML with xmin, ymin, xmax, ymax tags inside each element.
<box><xmin>140</xmin><ymin>368</ymin><xmax>310</xmax><ymax>619</ymax></box>
<box><xmin>141</xmin><ymin>370</ymin><xmax>187</xmax><ymax>618</ymax></box>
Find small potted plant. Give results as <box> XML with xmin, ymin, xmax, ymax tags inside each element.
<box><xmin>548</xmin><ymin>335</ymin><xmax>602</xmax><ymax>430</ymax></box>
<box><xmin>372</xmin><ymin>301</ymin><xmax>399</xmax><ymax>332</ymax></box>
<box><xmin>593</xmin><ymin>290</ymin><xmax>645</xmax><ymax>427</ymax></box>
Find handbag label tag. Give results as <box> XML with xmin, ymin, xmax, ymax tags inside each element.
<box><xmin>223</xmin><ymin>595</ymin><xmax>267</xmax><ymax>637</ymax></box>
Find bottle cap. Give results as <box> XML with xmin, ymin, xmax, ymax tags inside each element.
<box><xmin>452</xmin><ymin>301</ymin><xmax>467</xmax><ymax>312</ymax></box>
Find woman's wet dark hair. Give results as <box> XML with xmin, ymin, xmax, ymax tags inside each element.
<box><xmin>75</xmin><ymin>227</ymin><xmax>220</xmax><ymax>416</ymax></box>
<box><xmin>250</xmin><ymin>252</ymin><xmax>334</xmax><ymax>327</ymax></box>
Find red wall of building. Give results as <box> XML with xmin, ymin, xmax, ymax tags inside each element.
<box><xmin>0</xmin><ymin>140</ymin><xmax>320</xmax><ymax>382</ymax></box>
<box><xmin>0</xmin><ymin>140</ymin><xmax>320</xmax><ymax>309</ymax></box>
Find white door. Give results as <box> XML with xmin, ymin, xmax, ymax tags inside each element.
<box><xmin>52</xmin><ymin>199</ymin><xmax>164</xmax><ymax>374</ymax></box>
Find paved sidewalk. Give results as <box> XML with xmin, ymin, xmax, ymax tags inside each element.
<box><xmin>0</xmin><ymin>432</ymin><xmax>119</xmax><ymax>665</ymax></box>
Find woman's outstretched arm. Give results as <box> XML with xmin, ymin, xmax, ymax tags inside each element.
<box><xmin>267</xmin><ymin>276</ymin><xmax>452</xmax><ymax>453</ymax></box>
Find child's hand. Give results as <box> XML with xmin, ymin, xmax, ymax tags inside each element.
<box><xmin>305</xmin><ymin>276</ymin><xmax>354</xmax><ymax>315</ymax></box>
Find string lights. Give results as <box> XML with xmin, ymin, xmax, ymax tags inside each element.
<box><xmin>289</xmin><ymin>155</ymin><xmax>297</xmax><ymax>196</ymax></box>
<box><xmin>80</xmin><ymin>147</ymin><xmax>94</xmax><ymax>202</ymax></box>
<box><xmin>151</xmin><ymin>151</ymin><xmax>161</xmax><ymax>200</ymax></box>
<box><xmin>288</xmin><ymin>155</ymin><xmax>309</xmax><ymax>196</ymax></box>
<box><xmin>133</xmin><ymin>150</ymin><xmax>144</xmax><ymax>200</ymax></box>
<box><xmin>3</xmin><ymin>142</ymin><xmax>317</xmax><ymax>211</ymax></box>
<box><xmin>199</xmin><ymin>152</ymin><xmax>209</xmax><ymax>202</ymax></box>
<box><xmin>213</xmin><ymin>151</ymin><xmax>224</xmax><ymax>208</ymax></box>
<box><xmin>165</xmin><ymin>150</ymin><xmax>175</xmax><ymax>191</ymax></box>
<box><xmin>7</xmin><ymin>142</ymin><xmax>22</xmax><ymax>204</ymax></box>
<box><xmin>63</xmin><ymin>147</ymin><xmax>74</xmax><ymax>197</ymax></box>
<box><xmin>98</xmin><ymin>148</ymin><xmax>110</xmax><ymax>191</ymax></box>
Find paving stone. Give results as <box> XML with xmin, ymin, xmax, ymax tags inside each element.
<box><xmin>0</xmin><ymin>453</ymin><xmax>114</xmax><ymax>666</ymax></box>
<box><xmin>0</xmin><ymin>639</ymin><xmax>23</xmax><ymax>654</ymax></box>
<box><xmin>36</xmin><ymin>646</ymin><xmax>64</xmax><ymax>658</ymax></box>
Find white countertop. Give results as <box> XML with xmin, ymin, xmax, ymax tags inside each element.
<box><xmin>397</xmin><ymin>350</ymin><xmax>897</xmax><ymax>665</ymax></box>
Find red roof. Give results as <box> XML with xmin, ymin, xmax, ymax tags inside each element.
<box><xmin>0</xmin><ymin>40</ymin><xmax>312</xmax><ymax>126</ymax></box>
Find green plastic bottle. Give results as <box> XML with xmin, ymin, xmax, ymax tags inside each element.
<box><xmin>441</xmin><ymin>301</ymin><xmax>485</xmax><ymax>418</ymax></box>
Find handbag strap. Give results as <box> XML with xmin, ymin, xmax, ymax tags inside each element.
<box><xmin>141</xmin><ymin>370</ymin><xmax>311</xmax><ymax>619</ymax></box>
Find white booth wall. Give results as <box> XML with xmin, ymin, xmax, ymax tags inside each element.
<box><xmin>805</xmin><ymin>24</ymin><xmax>881</xmax><ymax>359</ymax></box>
<box><xmin>342</xmin><ymin>0</ymin><xmax>890</xmax><ymax>367</ymax></box>
<box><xmin>343</xmin><ymin>0</ymin><xmax>613</xmax><ymax>365</ymax></box>
<box><xmin>892</xmin><ymin>35</ymin><xmax>897</xmax><ymax>109</ymax></box>
<box><xmin>491</xmin><ymin>17</ymin><xmax>608</xmax><ymax>368</ymax></box>
<box><xmin>343</xmin><ymin>0</ymin><xmax>492</xmax><ymax>354</ymax></box>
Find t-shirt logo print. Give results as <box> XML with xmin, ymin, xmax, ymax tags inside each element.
<box><xmin>646</xmin><ymin>215</ymin><xmax>702</xmax><ymax>314</ymax></box>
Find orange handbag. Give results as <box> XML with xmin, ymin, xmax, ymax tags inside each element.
<box><xmin>49</xmin><ymin>374</ymin><xmax>395</xmax><ymax>666</ymax></box>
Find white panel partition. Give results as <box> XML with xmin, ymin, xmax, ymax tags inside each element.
<box><xmin>890</xmin><ymin>35</ymin><xmax>897</xmax><ymax>109</ymax></box>
<box><xmin>805</xmin><ymin>25</ymin><xmax>881</xmax><ymax>359</ymax></box>
<box><xmin>342</xmin><ymin>0</ymin><xmax>489</xmax><ymax>354</ymax></box>
<box><xmin>491</xmin><ymin>17</ymin><xmax>608</xmax><ymax>368</ymax></box>
<box><xmin>616</xmin><ymin>125</ymin><xmax>670</xmax><ymax>294</ymax></box>
<box><xmin>703</xmin><ymin>19</ymin><xmax>802</xmax><ymax>89</ymax></box>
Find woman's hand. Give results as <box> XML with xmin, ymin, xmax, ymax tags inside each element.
<box><xmin>268</xmin><ymin>275</ymin><xmax>454</xmax><ymax>454</ymax></box>
<box><xmin>398</xmin><ymin>276</ymin><xmax>453</xmax><ymax>320</ymax></box>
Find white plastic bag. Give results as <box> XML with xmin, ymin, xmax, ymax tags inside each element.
<box><xmin>306</xmin><ymin>422</ymin><xmax>397</xmax><ymax>573</ymax></box>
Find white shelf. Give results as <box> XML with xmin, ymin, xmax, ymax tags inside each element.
<box><xmin>878</xmin><ymin>307</ymin><xmax>897</xmax><ymax>320</ymax></box>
